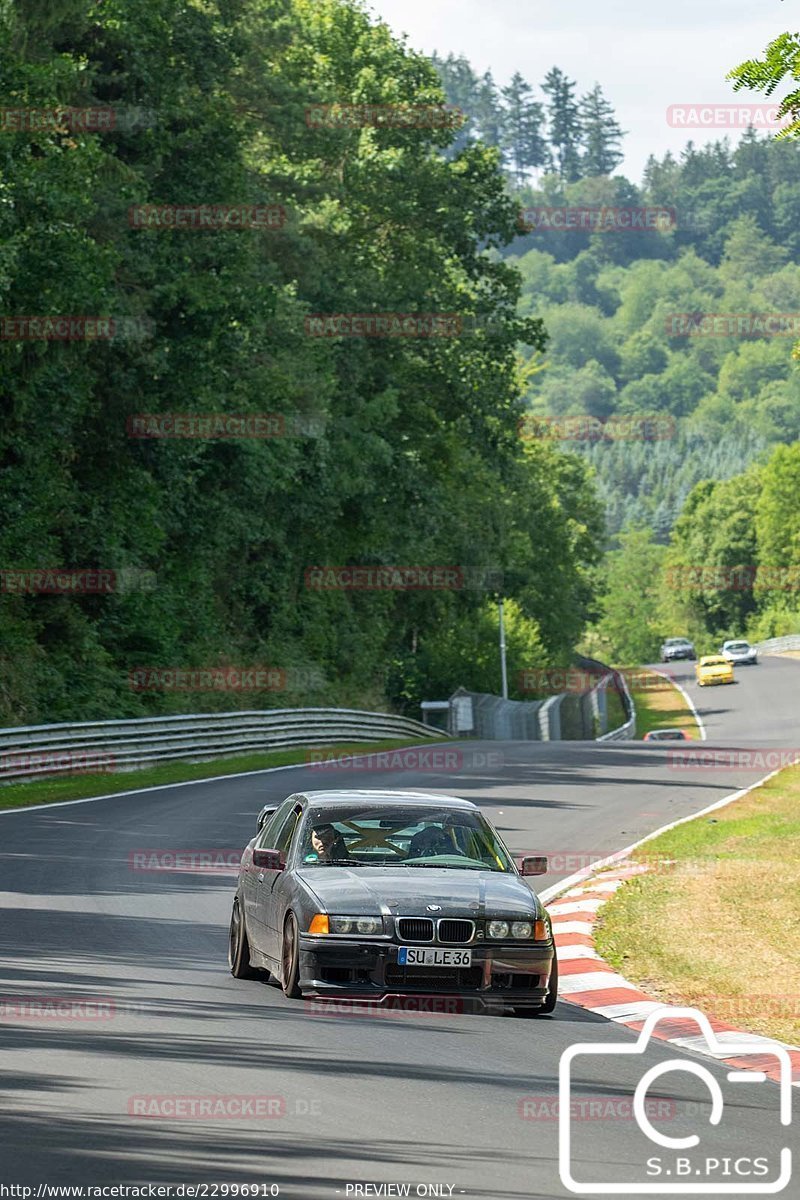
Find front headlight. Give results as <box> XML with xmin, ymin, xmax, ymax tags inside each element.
<box><xmin>329</xmin><ymin>915</ymin><xmax>383</xmax><ymax>936</ymax></box>
<box><xmin>511</xmin><ymin>921</ymin><xmax>533</xmax><ymax>939</ymax></box>
<box><xmin>487</xmin><ymin>920</ymin><xmax>510</xmax><ymax>939</ymax></box>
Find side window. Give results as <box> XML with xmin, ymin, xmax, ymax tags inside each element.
<box><xmin>258</xmin><ymin>799</ymin><xmax>294</xmax><ymax>848</ymax></box>
<box><xmin>274</xmin><ymin>806</ymin><xmax>303</xmax><ymax>856</ymax></box>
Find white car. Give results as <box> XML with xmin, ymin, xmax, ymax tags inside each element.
<box><xmin>720</xmin><ymin>639</ymin><xmax>758</xmax><ymax>665</ymax></box>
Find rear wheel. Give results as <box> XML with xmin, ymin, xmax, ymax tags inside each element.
<box><xmin>281</xmin><ymin>912</ymin><xmax>302</xmax><ymax>998</ymax></box>
<box><xmin>229</xmin><ymin>897</ymin><xmax>259</xmax><ymax>979</ymax></box>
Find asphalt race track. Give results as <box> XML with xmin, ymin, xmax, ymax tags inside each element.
<box><xmin>1</xmin><ymin>656</ymin><xmax>799</xmax><ymax>1198</ymax></box>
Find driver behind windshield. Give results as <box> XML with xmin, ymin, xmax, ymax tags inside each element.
<box><xmin>304</xmin><ymin>822</ymin><xmax>350</xmax><ymax>864</ymax></box>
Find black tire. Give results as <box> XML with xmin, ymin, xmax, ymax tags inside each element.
<box><xmin>281</xmin><ymin>912</ymin><xmax>302</xmax><ymax>999</ymax></box>
<box><xmin>515</xmin><ymin>956</ymin><xmax>558</xmax><ymax>1018</ymax></box>
<box><xmin>229</xmin><ymin>897</ymin><xmax>259</xmax><ymax>979</ymax></box>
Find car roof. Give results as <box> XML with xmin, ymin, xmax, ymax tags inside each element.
<box><xmin>723</xmin><ymin>639</ymin><xmax>749</xmax><ymax>646</ymax></box>
<box><xmin>299</xmin><ymin>789</ymin><xmax>478</xmax><ymax>810</ymax></box>
<box><xmin>665</xmin><ymin>637</ymin><xmax>691</xmax><ymax>643</ymax></box>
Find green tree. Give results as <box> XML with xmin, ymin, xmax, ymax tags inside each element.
<box><xmin>542</xmin><ymin>67</ymin><xmax>582</xmax><ymax>182</ymax></box>
<box><xmin>595</xmin><ymin>527</ymin><xmax>667</xmax><ymax>663</ymax></box>
<box><xmin>500</xmin><ymin>72</ymin><xmax>549</xmax><ymax>185</ymax></box>
<box><xmin>579</xmin><ymin>84</ymin><xmax>625</xmax><ymax>176</ymax></box>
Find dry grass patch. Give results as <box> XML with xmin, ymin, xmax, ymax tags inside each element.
<box><xmin>595</xmin><ymin>767</ymin><xmax>800</xmax><ymax>1044</ymax></box>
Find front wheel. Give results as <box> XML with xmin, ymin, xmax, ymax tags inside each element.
<box><xmin>229</xmin><ymin>897</ymin><xmax>259</xmax><ymax>979</ymax></box>
<box><xmin>515</xmin><ymin>956</ymin><xmax>558</xmax><ymax>1018</ymax></box>
<box><xmin>281</xmin><ymin>912</ymin><xmax>302</xmax><ymax>998</ymax></box>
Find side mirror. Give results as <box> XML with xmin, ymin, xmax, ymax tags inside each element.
<box><xmin>253</xmin><ymin>848</ymin><xmax>284</xmax><ymax>870</ymax></box>
<box><xmin>520</xmin><ymin>855</ymin><xmax>548</xmax><ymax>876</ymax></box>
<box><xmin>256</xmin><ymin>805</ymin><xmax>277</xmax><ymax>832</ymax></box>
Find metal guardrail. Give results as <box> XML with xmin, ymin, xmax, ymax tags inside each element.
<box><xmin>596</xmin><ymin>669</ymin><xmax>636</xmax><ymax>741</ymax></box>
<box><xmin>0</xmin><ymin>708</ymin><xmax>444</xmax><ymax>782</ymax></box>
<box><xmin>754</xmin><ymin>635</ymin><xmax>800</xmax><ymax>654</ymax></box>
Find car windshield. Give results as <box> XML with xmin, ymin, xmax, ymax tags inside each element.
<box><xmin>703</xmin><ymin>657</ymin><xmax>727</xmax><ymax>665</ymax></box>
<box><xmin>651</xmin><ymin>730</ymin><xmax>685</xmax><ymax>740</ymax></box>
<box><xmin>726</xmin><ymin>642</ymin><xmax>750</xmax><ymax>651</ymax></box>
<box><xmin>665</xmin><ymin>639</ymin><xmax>690</xmax><ymax>646</ymax></box>
<box><xmin>299</xmin><ymin>805</ymin><xmax>514</xmax><ymax>871</ymax></box>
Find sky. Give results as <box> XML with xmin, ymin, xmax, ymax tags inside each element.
<box><xmin>364</xmin><ymin>0</ymin><xmax>792</xmax><ymax>182</ymax></box>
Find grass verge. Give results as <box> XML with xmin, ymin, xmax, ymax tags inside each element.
<box><xmin>595</xmin><ymin>766</ymin><xmax>800</xmax><ymax>1045</ymax></box>
<box><xmin>0</xmin><ymin>739</ymin><xmax>435</xmax><ymax>812</ymax></box>
<box><xmin>626</xmin><ymin>668</ymin><xmax>701</xmax><ymax>740</ymax></box>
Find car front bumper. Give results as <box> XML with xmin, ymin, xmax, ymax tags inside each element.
<box><xmin>297</xmin><ymin>935</ymin><xmax>555</xmax><ymax>1011</ymax></box>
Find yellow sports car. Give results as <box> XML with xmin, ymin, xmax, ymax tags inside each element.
<box><xmin>695</xmin><ymin>655</ymin><xmax>735</xmax><ymax>686</ymax></box>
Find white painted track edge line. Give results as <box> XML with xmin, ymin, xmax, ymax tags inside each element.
<box><xmin>649</xmin><ymin>666</ymin><xmax>706</xmax><ymax>740</ymax></box>
<box><xmin>540</xmin><ymin>764</ymin><xmax>784</xmax><ymax>904</ymax></box>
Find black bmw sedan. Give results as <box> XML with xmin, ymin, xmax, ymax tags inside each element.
<box><xmin>228</xmin><ymin>789</ymin><xmax>557</xmax><ymax>1015</ymax></box>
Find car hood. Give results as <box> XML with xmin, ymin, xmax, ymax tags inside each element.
<box><xmin>295</xmin><ymin>867</ymin><xmax>541</xmax><ymax>918</ymax></box>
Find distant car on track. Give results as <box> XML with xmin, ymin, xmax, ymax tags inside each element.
<box><xmin>720</xmin><ymin>639</ymin><xmax>758</xmax><ymax>665</ymax></box>
<box><xmin>695</xmin><ymin>655</ymin><xmax>735</xmax><ymax>686</ymax></box>
<box><xmin>643</xmin><ymin>728</ymin><xmax>690</xmax><ymax>741</ymax></box>
<box><xmin>660</xmin><ymin>637</ymin><xmax>696</xmax><ymax>662</ymax></box>
<box><xmin>229</xmin><ymin>789</ymin><xmax>557</xmax><ymax>1016</ymax></box>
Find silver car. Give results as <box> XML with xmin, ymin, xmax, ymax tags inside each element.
<box><xmin>721</xmin><ymin>639</ymin><xmax>758</xmax><ymax>665</ymax></box>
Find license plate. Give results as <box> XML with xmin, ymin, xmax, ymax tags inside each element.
<box><xmin>397</xmin><ymin>947</ymin><xmax>472</xmax><ymax>967</ymax></box>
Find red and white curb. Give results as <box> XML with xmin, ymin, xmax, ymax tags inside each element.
<box><xmin>545</xmin><ymin>863</ymin><xmax>800</xmax><ymax>1086</ymax></box>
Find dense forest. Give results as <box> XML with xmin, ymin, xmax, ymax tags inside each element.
<box><xmin>3</xmin><ymin>2</ymin><xmax>800</xmax><ymax>725</ymax></box>
<box><xmin>0</xmin><ymin>0</ymin><xmax>604</xmax><ymax>724</ymax></box>
<box><xmin>433</xmin><ymin>55</ymin><xmax>800</xmax><ymax>542</ymax></box>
